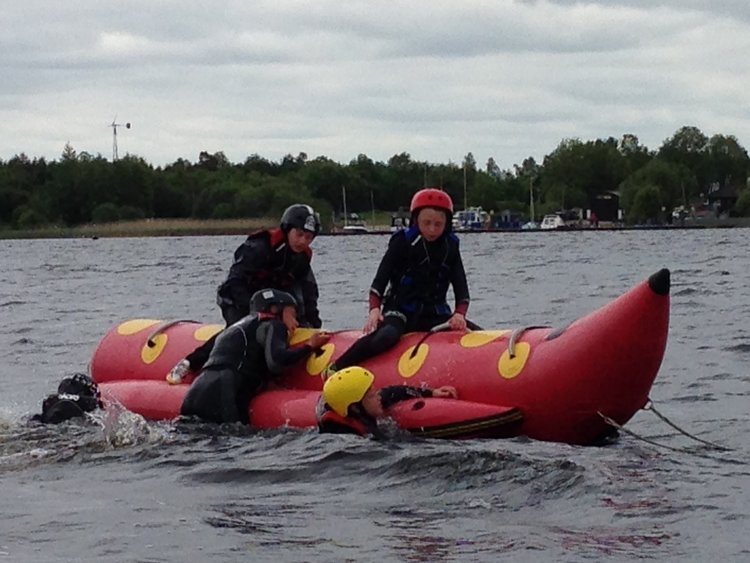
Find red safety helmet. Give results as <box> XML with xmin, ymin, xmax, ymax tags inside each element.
<box><xmin>410</xmin><ymin>188</ymin><xmax>453</xmax><ymax>214</ymax></box>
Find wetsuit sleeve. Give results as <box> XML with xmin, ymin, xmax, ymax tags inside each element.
<box><xmin>300</xmin><ymin>267</ymin><xmax>322</xmax><ymax>328</ymax></box>
<box><xmin>219</xmin><ymin>237</ymin><xmax>272</xmax><ymax>313</ymax></box>
<box><xmin>450</xmin><ymin>245</ymin><xmax>470</xmax><ymax>315</ymax></box>
<box><xmin>379</xmin><ymin>385</ymin><xmax>433</xmax><ymax>409</ymax></box>
<box><xmin>263</xmin><ymin>319</ymin><xmax>315</xmax><ymax>375</ymax></box>
<box><xmin>369</xmin><ymin>233</ymin><xmax>405</xmax><ymax>306</ymax></box>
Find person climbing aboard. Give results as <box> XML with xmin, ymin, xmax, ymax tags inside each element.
<box><xmin>180</xmin><ymin>288</ymin><xmax>330</xmax><ymax>424</ymax></box>
<box><xmin>167</xmin><ymin>204</ymin><xmax>324</xmax><ymax>384</ymax></box>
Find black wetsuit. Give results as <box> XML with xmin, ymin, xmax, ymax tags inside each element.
<box><xmin>185</xmin><ymin>228</ymin><xmax>321</xmax><ymax>369</ymax></box>
<box><xmin>333</xmin><ymin>225</ymin><xmax>470</xmax><ymax>370</ymax></box>
<box><xmin>317</xmin><ymin>385</ymin><xmax>435</xmax><ymax>436</ymax></box>
<box><xmin>181</xmin><ymin>314</ymin><xmax>315</xmax><ymax>424</ymax></box>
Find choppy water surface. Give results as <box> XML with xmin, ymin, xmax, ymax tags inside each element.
<box><xmin>1</xmin><ymin>230</ymin><xmax>748</xmax><ymax>562</ymax></box>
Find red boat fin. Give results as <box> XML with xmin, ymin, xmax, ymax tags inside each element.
<box><xmin>386</xmin><ymin>398</ymin><xmax>523</xmax><ymax>439</ymax></box>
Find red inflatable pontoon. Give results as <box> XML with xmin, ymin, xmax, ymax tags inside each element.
<box><xmin>90</xmin><ymin>269</ymin><xmax>671</xmax><ymax>445</ymax></box>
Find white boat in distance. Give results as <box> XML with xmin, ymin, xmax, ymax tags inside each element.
<box><xmin>341</xmin><ymin>224</ymin><xmax>370</xmax><ymax>234</ymax></box>
<box><xmin>540</xmin><ymin>214</ymin><xmax>566</xmax><ymax>230</ymax></box>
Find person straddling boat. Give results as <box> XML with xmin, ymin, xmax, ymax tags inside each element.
<box><xmin>316</xmin><ymin>366</ymin><xmax>457</xmax><ymax>437</ymax></box>
<box><xmin>167</xmin><ymin>204</ymin><xmax>323</xmax><ymax>384</ymax></box>
<box><xmin>180</xmin><ymin>288</ymin><xmax>330</xmax><ymax>424</ymax></box>
<box><xmin>32</xmin><ymin>373</ymin><xmax>103</xmax><ymax>424</ymax></box>
<box><xmin>323</xmin><ymin>188</ymin><xmax>470</xmax><ymax>376</ymax></box>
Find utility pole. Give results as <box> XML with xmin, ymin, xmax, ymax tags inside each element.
<box><xmin>529</xmin><ymin>176</ymin><xmax>535</xmax><ymax>223</ymax></box>
<box><xmin>463</xmin><ymin>163</ymin><xmax>468</xmax><ymax>210</ymax></box>
<box><xmin>342</xmin><ymin>185</ymin><xmax>348</xmax><ymax>227</ymax></box>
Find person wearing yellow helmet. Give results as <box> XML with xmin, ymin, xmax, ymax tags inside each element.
<box><xmin>316</xmin><ymin>366</ymin><xmax>457</xmax><ymax>436</ymax></box>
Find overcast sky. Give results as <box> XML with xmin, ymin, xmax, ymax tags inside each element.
<box><xmin>3</xmin><ymin>1</ymin><xmax>749</xmax><ymax>170</ymax></box>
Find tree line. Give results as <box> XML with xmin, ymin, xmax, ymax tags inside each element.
<box><xmin>1</xmin><ymin>125</ymin><xmax>749</xmax><ymax>231</ymax></box>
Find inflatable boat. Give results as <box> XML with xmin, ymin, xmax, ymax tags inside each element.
<box><xmin>90</xmin><ymin>269</ymin><xmax>671</xmax><ymax>445</ymax></box>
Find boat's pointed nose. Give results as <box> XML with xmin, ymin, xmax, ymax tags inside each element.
<box><xmin>648</xmin><ymin>268</ymin><xmax>671</xmax><ymax>296</ymax></box>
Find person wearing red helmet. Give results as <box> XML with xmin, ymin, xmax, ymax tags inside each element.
<box><xmin>324</xmin><ymin>187</ymin><xmax>470</xmax><ymax>376</ymax></box>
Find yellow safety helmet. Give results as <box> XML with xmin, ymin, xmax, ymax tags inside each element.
<box><xmin>322</xmin><ymin>366</ymin><xmax>376</xmax><ymax>417</ymax></box>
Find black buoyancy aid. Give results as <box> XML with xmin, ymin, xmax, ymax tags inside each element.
<box><xmin>243</xmin><ymin>228</ymin><xmax>312</xmax><ymax>292</ymax></box>
<box><xmin>386</xmin><ymin>226</ymin><xmax>457</xmax><ymax>316</ymax></box>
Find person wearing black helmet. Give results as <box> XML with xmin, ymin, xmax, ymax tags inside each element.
<box><xmin>180</xmin><ymin>288</ymin><xmax>330</xmax><ymax>424</ymax></box>
<box><xmin>32</xmin><ymin>373</ymin><xmax>103</xmax><ymax>424</ymax></box>
<box><xmin>167</xmin><ymin>204</ymin><xmax>323</xmax><ymax>384</ymax></box>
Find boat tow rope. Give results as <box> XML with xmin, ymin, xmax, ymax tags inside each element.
<box><xmin>598</xmin><ymin>398</ymin><xmax>734</xmax><ymax>456</ymax></box>
<box><xmin>146</xmin><ymin>319</ymin><xmax>199</xmax><ymax>347</ymax></box>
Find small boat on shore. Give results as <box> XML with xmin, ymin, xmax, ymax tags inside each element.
<box><xmin>90</xmin><ymin>269</ymin><xmax>671</xmax><ymax>445</ymax></box>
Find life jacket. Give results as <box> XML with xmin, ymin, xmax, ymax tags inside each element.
<box><xmin>385</xmin><ymin>226</ymin><xmax>458</xmax><ymax>316</ymax></box>
<box><xmin>315</xmin><ymin>397</ymin><xmax>371</xmax><ymax>436</ymax></box>
<box><xmin>242</xmin><ymin>228</ymin><xmax>313</xmax><ymax>293</ymax></box>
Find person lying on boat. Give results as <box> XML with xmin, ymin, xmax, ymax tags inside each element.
<box><xmin>32</xmin><ymin>373</ymin><xmax>103</xmax><ymax>424</ymax></box>
<box><xmin>167</xmin><ymin>204</ymin><xmax>324</xmax><ymax>384</ymax></box>
<box><xmin>323</xmin><ymin>188</ymin><xmax>471</xmax><ymax>377</ymax></box>
<box><xmin>180</xmin><ymin>288</ymin><xmax>330</xmax><ymax>424</ymax></box>
<box><xmin>316</xmin><ymin>366</ymin><xmax>457</xmax><ymax>437</ymax></box>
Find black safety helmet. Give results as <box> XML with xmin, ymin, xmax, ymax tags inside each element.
<box><xmin>280</xmin><ymin>204</ymin><xmax>321</xmax><ymax>236</ymax></box>
<box><xmin>57</xmin><ymin>373</ymin><xmax>101</xmax><ymax>404</ymax></box>
<box><xmin>250</xmin><ymin>288</ymin><xmax>298</xmax><ymax>315</ymax></box>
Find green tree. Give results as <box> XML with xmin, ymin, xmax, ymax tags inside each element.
<box><xmin>628</xmin><ymin>184</ymin><xmax>662</xmax><ymax>224</ymax></box>
<box><xmin>734</xmin><ymin>188</ymin><xmax>750</xmax><ymax>217</ymax></box>
<box><xmin>658</xmin><ymin>126</ymin><xmax>711</xmax><ymax>193</ymax></box>
<box><xmin>707</xmin><ymin>134</ymin><xmax>749</xmax><ymax>191</ymax></box>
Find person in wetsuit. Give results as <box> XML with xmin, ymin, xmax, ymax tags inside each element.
<box><xmin>32</xmin><ymin>373</ymin><xmax>103</xmax><ymax>424</ymax></box>
<box><xmin>167</xmin><ymin>204</ymin><xmax>323</xmax><ymax>383</ymax></box>
<box><xmin>180</xmin><ymin>288</ymin><xmax>330</xmax><ymax>424</ymax></box>
<box><xmin>324</xmin><ymin>188</ymin><xmax>470</xmax><ymax>376</ymax></box>
<box><xmin>316</xmin><ymin>366</ymin><xmax>457</xmax><ymax>437</ymax></box>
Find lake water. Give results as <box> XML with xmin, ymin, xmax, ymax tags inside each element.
<box><xmin>1</xmin><ymin>230</ymin><xmax>748</xmax><ymax>562</ymax></box>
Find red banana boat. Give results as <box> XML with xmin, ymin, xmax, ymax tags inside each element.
<box><xmin>90</xmin><ymin>269</ymin><xmax>671</xmax><ymax>445</ymax></box>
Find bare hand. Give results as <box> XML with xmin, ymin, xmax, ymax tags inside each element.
<box><xmin>282</xmin><ymin>307</ymin><xmax>299</xmax><ymax>333</ymax></box>
<box><xmin>363</xmin><ymin>308</ymin><xmax>383</xmax><ymax>334</ymax></box>
<box><xmin>448</xmin><ymin>313</ymin><xmax>467</xmax><ymax>331</ymax></box>
<box><xmin>309</xmin><ymin>331</ymin><xmax>331</xmax><ymax>349</ymax></box>
<box><xmin>432</xmin><ymin>386</ymin><xmax>458</xmax><ymax>399</ymax></box>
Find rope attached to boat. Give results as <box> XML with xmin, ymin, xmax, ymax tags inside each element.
<box><xmin>598</xmin><ymin>397</ymin><xmax>734</xmax><ymax>456</ymax></box>
<box><xmin>641</xmin><ymin>399</ymin><xmax>733</xmax><ymax>451</ymax></box>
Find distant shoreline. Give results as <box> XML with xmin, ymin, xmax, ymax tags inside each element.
<box><xmin>0</xmin><ymin>218</ymin><xmax>276</xmax><ymax>240</ymax></box>
<box><xmin>2</xmin><ymin>216</ymin><xmax>749</xmax><ymax>240</ymax></box>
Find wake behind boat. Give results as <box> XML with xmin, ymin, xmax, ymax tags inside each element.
<box><xmin>90</xmin><ymin>269</ymin><xmax>671</xmax><ymax>445</ymax></box>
